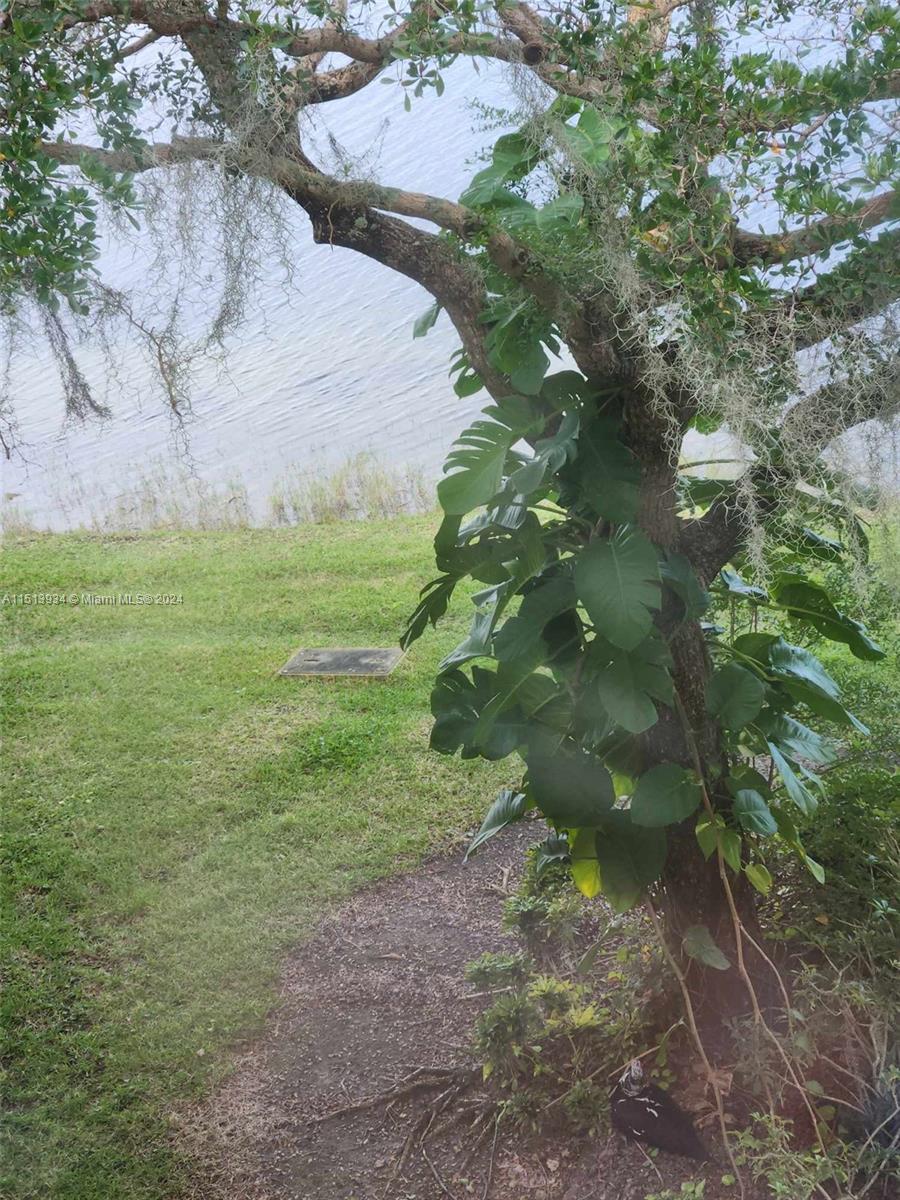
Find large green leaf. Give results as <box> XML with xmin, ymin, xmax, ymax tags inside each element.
<box><xmin>591</xmin><ymin>657</ymin><xmax>659</xmax><ymax>734</ymax></box>
<box><xmin>683</xmin><ymin>925</ymin><xmax>731</xmax><ymax>971</ymax></box>
<box><xmin>572</xmin><ymin>415</ymin><xmax>640</xmax><ymax>523</ymax></box>
<box><xmin>430</xmin><ymin>667</ymin><xmax>524</xmax><ymax>761</ymax></box>
<box><xmin>493</xmin><ymin>574</ymin><xmax>577</xmax><ymax>665</ymax></box>
<box><xmin>487</xmin><ymin>318</ymin><xmax>550</xmax><ymax>395</ymax></box>
<box><xmin>465</xmin><ymin>788</ymin><xmax>532</xmax><ymax>860</ymax></box>
<box><xmin>782</xmin><ymin>680</ymin><xmax>868</xmax><ymax>733</ymax></box>
<box><xmin>594</xmin><ymin>813</ymin><xmax>666</xmax><ymax>912</ymax></box>
<box><xmin>706</xmin><ymin>663</ymin><xmax>766</xmax><ymax>730</ymax></box>
<box><xmin>439</xmin><ymin>606</ymin><xmax>497</xmax><ymax>672</ymax></box>
<box><xmin>527</xmin><ymin>746</ymin><xmax>615</xmax><ymax>827</ymax></box>
<box><xmin>767</xmin><ymin>743</ymin><xmax>818</xmax><ymax>815</ymax></box>
<box><xmin>630</xmin><ymin>764</ymin><xmax>702</xmax><ymax>827</ymax></box>
<box><xmin>719</xmin><ymin>568</ymin><xmax>768</xmax><ymax>602</ymax></box>
<box><xmin>661</xmin><ymin>553</ymin><xmax>709</xmax><ymax>621</ymax></box>
<box><xmin>575</xmin><ymin>527</ymin><xmax>661</xmax><ymax>651</ymax></box>
<box><xmin>460</xmin><ymin>131</ymin><xmax>542</xmax><ymax>206</ymax></box>
<box><xmin>732</xmin><ymin>789</ymin><xmax>777</xmax><ymax>836</ymax></box>
<box><xmin>560</xmin><ymin>106</ymin><xmax>624</xmax><ymax>168</ymax></box>
<box><xmin>507</xmin><ymin>411</ymin><xmax>580</xmax><ymax>497</ymax></box>
<box><xmin>793</xmin><ymin>527</ymin><xmax>845</xmax><ymax>562</ymax></box>
<box><xmin>757</xmin><ymin>639</ymin><xmax>868</xmax><ymax>731</ymax></box>
<box><xmin>437</xmin><ymin>417</ymin><xmax>516</xmax><ymax>516</ymax></box>
<box><xmin>770</xmin><ymin>573</ymin><xmax>885</xmax><ymax>661</ymax></box>
<box><xmin>569</xmin><ymin>827</ymin><xmax>602</xmax><ymax>898</ymax></box>
<box><xmin>766</xmin><ymin>639</ymin><xmax>841</xmax><ymax>697</ymax></box>
<box><xmin>757</xmin><ymin>711</ymin><xmax>837</xmax><ymax>766</ymax></box>
<box><xmin>401</xmin><ymin>575</ymin><xmax>457</xmax><ymax>649</ymax></box>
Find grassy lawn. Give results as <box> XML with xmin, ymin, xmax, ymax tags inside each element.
<box><xmin>2</xmin><ymin>519</ymin><xmax>509</xmax><ymax>1200</ymax></box>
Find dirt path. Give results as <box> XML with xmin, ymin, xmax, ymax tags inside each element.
<box><xmin>181</xmin><ymin>823</ymin><xmax>759</xmax><ymax>1200</ymax></box>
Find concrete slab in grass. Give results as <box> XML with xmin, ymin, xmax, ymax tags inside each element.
<box><xmin>278</xmin><ymin>647</ymin><xmax>405</xmax><ymax>679</ymax></box>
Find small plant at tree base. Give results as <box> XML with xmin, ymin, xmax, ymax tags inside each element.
<box><xmin>470</xmin><ymin>850</ymin><xmax>676</xmax><ymax>1131</ymax></box>
<box><xmin>465</xmin><ymin>951</ymin><xmax>533</xmax><ymax>990</ymax></box>
<box><xmin>644</xmin><ymin>1181</ymin><xmax>707</xmax><ymax>1200</ymax></box>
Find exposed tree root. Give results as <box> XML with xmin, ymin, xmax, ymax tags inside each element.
<box><xmin>311</xmin><ymin>1064</ymin><xmax>478</xmax><ymax>1123</ymax></box>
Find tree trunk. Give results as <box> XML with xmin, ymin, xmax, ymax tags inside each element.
<box><xmin>629</xmin><ymin>421</ymin><xmax>779</xmax><ymax>1054</ymax></box>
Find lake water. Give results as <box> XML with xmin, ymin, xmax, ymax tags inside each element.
<box><xmin>3</xmin><ymin>60</ymin><xmax>535</xmax><ymax>529</ymax></box>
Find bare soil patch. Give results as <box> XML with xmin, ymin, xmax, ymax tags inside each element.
<box><xmin>180</xmin><ymin>823</ymin><xmax>763</xmax><ymax>1200</ymax></box>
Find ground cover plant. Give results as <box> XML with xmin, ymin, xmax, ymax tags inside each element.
<box><xmin>1</xmin><ymin>519</ymin><xmax>509</xmax><ymax>1200</ymax></box>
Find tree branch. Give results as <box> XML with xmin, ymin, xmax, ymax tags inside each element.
<box><xmin>41</xmin><ymin>135</ymin><xmax>574</xmax><ymax>334</ymax></box>
<box><xmin>116</xmin><ymin>29</ymin><xmax>161</xmax><ymax>60</ymax></box>
<box><xmin>780</xmin><ymin>353</ymin><xmax>900</xmax><ymax>453</ymax></box>
<box><xmin>732</xmin><ymin>190</ymin><xmax>897</xmax><ymax>266</ymax></box>
<box><xmin>765</xmin><ymin>227</ymin><xmax>900</xmax><ymax>351</ymax></box>
<box><xmin>679</xmin><ymin>355</ymin><xmax>900</xmax><ymax>580</ymax></box>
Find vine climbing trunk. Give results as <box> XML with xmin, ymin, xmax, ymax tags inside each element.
<box><xmin>631</xmin><ymin>433</ymin><xmax>775</xmax><ymax>1051</ymax></box>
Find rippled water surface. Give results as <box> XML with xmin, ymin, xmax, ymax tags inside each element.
<box><xmin>5</xmin><ymin>61</ymin><xmax>524</xmax><ymax>528</ymax></box>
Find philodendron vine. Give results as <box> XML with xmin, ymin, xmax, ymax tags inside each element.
<box><xmin>403</xmin><ymin>374</ymin><xmax>884</xmax><ymax>969</ymax></box>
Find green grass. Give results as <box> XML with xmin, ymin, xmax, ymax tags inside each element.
<box><xmin>1</xmin><ymin>520</ymin><xmax>509</xmax><ymax>1200</ymax></box>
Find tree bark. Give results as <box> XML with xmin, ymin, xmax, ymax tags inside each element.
<box><xmin>627</xmin><ymin>414</ymin><xmax>779</xmax><ymax>1054</ymax></box>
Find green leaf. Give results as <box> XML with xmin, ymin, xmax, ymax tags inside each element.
<box><xmin>430</xmin><ymin>667</ymin><xmax>524</xmax><ymax>761</ymax></box>
<box><xmin>561</xmin><ymin>106</ymin><xmax>623</xmax><ymax>167</ymax></box>
<box><xmin>575</xmin><ymin>527</ymin><xmax>661</xmax><ymax>651</ymax></box>
<box><xmin>507</xmin><ymin>411</ymin><xmax>580</xmax><ymax>497</ymax></box>
<box><xmin>533</xmin><ymin>833</ymin><xmax>571</xmax><ymax>876</ymax></box>
<box><xmin>569</xmin><ymin>827</ymin><xmax>602</xmax><ymax>898</ymax></box>
<box><xmin>437</xmin><ymin>417</ymin><xmax>516</xmax><ymax>515</ymax></box>
<box><xmin>573</xmin><ymin>415</ymin><xmax>640</xmax><ymax>523</ymax></box>
<box><xmin>767</xmin><ymin>743</ymin><xmax>818</xmax><ymax>816</ymax></box>
<box><xmin>732</xmin><ymin>789</ymin><xmax>777</xmax><ymax>836</ymax></box>
<box><xmin>661</xmin><ymin>553</ymin><xmax>709</xmax><ymax>621</ymax></box>
<box><xmin>782</xmin><ymin>680</ymin><xmax>868</xmax><ymax>733</ymax></box>
<box><xmin>757</xmin><ymin>712</ymin><xmax>837</xmax><ymax>766</ymax></box>
<box><xmin>770</xmin><ymin>573</ymin><xmax>884</xmax><ymax>661</ymax></box>
<box><xmin>706</xmin><ymin>663</ymin><xmax>766</xmax><ymax>730</ymax></box>
<box><xmin>439</xmin><ymin>605</ymin><xmax>498</xmax><ymax>671</ymax></box>
<box><xmin>591</xmin><ymin>656</ymin><xmax>660</xmax><ymax>735</ymax></box>
<box><xmin>744</xmin><ymin>862</ymin><xmax>773</xmax><ymax>895</ymax></box>
<box><xmin>766</xmin><ymin>639</ymin><xmax>841</xmax><ymax>697</ymax></box>
<box><xmin>402</xmin><ymin>575</ymin><xmax>457</xmax><ymax>649</ymax></box>
<box><xmin>493</xmin><ymin>575</ymin><xmax>577</xmax><ymax>665</ymax></box>
<box><xmin>630</xmin><ymin>764</ymin><xmax>702</xmax><ymax>827</ymax></box>
<box><xmin>719</xmin><ymin>568</ymin><xmax>768</xmax><ymax>602</ymax></box>
<box><xmin>803</xmin><ymin>854</ymin><xmax>826</xmax><ymax>884</ymax></box>
<box><xmin>465</xmin><ymin>788</ymin><xmax>532</xmax><ymax>860</ymax></box>
<box><xmin>720</xmin><ymin>828</ymin><xmax>743</xmax><ymax>873</ymax></box>
<box><xmin>594</xmin><ymin>813</ymin><xmax>666</xmax><ymax>912</ymax></box>
<box><xmin>412</xmin><ymin>301</ymin><xmax>441</xmax><ymax>338</ymax></box>
<box><xmin>527</xmin><ymin>746</ymin><xmax>615</xmax><ymax>827</ymax></box>
<box><xmin>794</xmin><ymin>527</ymin><xmax>844</xmax><ymax>562</ymax></box>
<box><xmin>695</xmin><ymin>818</ymin><xmax>720</xmax><ymax>860</ymax></box>
<box><xmin>535</xmin><ymin>192</ymin><xmax>583</xmax><ymax>231</ymax></box>
<box><xmin>683</xmin><ymin>924</ymin><xmax>731</xmax><ymax>970</ymax></box>
<box><xmin>510</xmin><ymin>341</ymin><xmax>550</xmax><ymax>396</ymax></box>
<box><xmin>460</xmin><ymin>130</ymin><xmax>541</xmax><ymax>206</ymax></box>
<box><xmin>726</xmin><ymin>764</ymin><xmax>771</xmax><ymax>796</ymax></box>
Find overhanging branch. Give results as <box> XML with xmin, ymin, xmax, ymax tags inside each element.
<box><xmin>679</xmin><ymin>356</ymin><xmax>900</xmax><ymax>579</ymax></box>
<box><xmin>732</xmin><ymin>190</ymin><xmax>897</xmax><ymax>267</ymax></box>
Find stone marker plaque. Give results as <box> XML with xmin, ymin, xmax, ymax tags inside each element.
<box><xmin>279</xmin><ymin>647</ymin><xmax>405</xmax><ymax>678</ymax></box>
